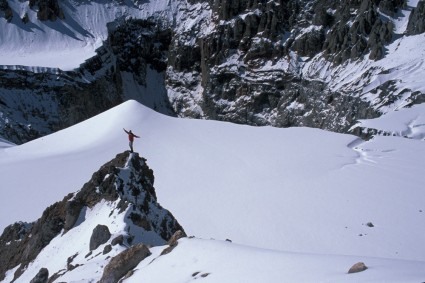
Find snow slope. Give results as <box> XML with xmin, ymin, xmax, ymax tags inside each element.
<box><xmin>1</xmin><ymin>100</ymin><xmax>425</xmax><ymax>282</ymax></box>
<box><xmin>1</xmin><ymin>0</ymin><xmax>424</xmax><ymax>280</ymax></box>
<box><xmin>0</xmin><ymin>0</ymin><xmax>181</xmax><ymax>70</ymax></box>
<box><xmin>5</xmin><ymin>234</ymin><xmax>425</xmax><ymax>282</ymax></box>
<box><xmin>303</xmin><ymin>0</ymin><xmax>425</xmax><ymax>114</ymax></box>
<box><xmin>1</xmin><ymin>100</ymin><xmax>425</xmax><ymax>264</ymax></box>
<box><xmin>356</xmin><ymin>103</ymin><xmax>425</xmax><ymax>139</ymax></box>
<box><xmin>0</xmin><ymin>138</ymin><xmax>14</xmax><ymax>148</ymax></box>
<box><xmin>126</xmin><ymin>238</ymin><xmax>425</xmax><ymax>283</ymax></box>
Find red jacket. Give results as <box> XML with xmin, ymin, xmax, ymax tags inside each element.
<box><xmin>124</xmin><ymin>129</ymin><xmax>139</xmax><ymax>141</ymax></box>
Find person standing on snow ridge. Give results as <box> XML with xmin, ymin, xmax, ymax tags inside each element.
<box><xmin>123</xmin><ymin>128</ymin><xmax>140</xmax><ymax>153</ymax></box>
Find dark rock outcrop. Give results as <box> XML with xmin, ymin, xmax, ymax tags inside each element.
<box><xmin>111</xmin><ymin>235</ymin><xmax>125</xmax><ymax>246</ymax></box>
<box><xmin>320</xmin><ymin>0</ymin><xmax>394</xmax><ymax>63</ymax></box>
<box><xmin>8</xmin><ymin>199</ymin><xmax>71</xmax><ymax>281</ymax></box>
<box><xmin>90</xmin><ymin>225</ymin><xmax>112</xmax><ymax>251</ymax></box>
<box><xmin>161</xmin><ymin>230</ymin><xmax>187</xmax><ymax>256</ymax></box>
<box><xmin>166</xmin><ymin>0</ymin><xmax>391</xmax><ymax>134</ymax></box>
<box><xmin>406</xmin><ymin>1</ymin><xmax>425</xmax><ymax>35</ymax></box>
<box><xmin>0</xmin><ymin>152</ymin><xmax>184</xmax><ymax>282</ymax></box>
<box><xmin>378</xmin><ymin>0</ymin><xmax>404</xmax><ymax>17</ymax></box>
<box><xmin>29</xmin><ymin>0</ymin><xmax>64</xmax><ymax>21</ymax></box>
<box><xmin>0</xmin><ymin>67</ymin><xmax>123</xmax><ymax>144</ymax></box>
<box><xmin>30</xmin><ymin>268</ymin><xmax>49</xmax><ymax>283</ymax></box>
<box><xmin>99</xmin><ymin>243</ymin><xmax>151</xmax><ymax>283</ymax></box>
<box><xmin>167</xmin><ymin>230</ymin><xmax>187</xmax><ymax>246</ymax></box>
<box><xmin>199</xmin><ymin>71</ymin><xmax>379</xmax><ymax>133</ymax></box>
<box><xmin>103</xmin><ymin>244</ymin><xmax>113</xmax><ymax>255</ymax></box>
<box><xmin>107</xmin><ymin>19</ymin><xmax>172</xmax><ymax>75</ymax></box>
<box><xmin>0</xmin><ymin>0</ymin><xmax>13</xmax><ymax>22</ymax></box>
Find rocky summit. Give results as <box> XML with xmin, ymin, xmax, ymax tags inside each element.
<box><xmin>0</xmin><ymin>152</ymin><xmax>184</xmax><ymax>282</ymax></box>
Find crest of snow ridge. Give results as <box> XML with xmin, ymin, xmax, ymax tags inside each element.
<box><xmin>0</xmin><ymin>151</ymin><xmax>184</xmax><ymax>282</ymax></box>
<box><xmin>2</xmin><ymin>0</ymin><xmax>425</xmax><ymax>145</ymax></box>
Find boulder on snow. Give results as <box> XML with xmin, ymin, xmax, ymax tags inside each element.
<box><xmin>29</xmin><ymin>268</ymin><xmax>49</xmax><ymax>283</ymax></box>
<box><xmin>348</xmin><ymin>262</ymin><xmax>368</xmax><ymax>274</ymax></box>
<box><xmin>103</xmin><ymin>244</ymin><xmax>112</xmax><ymax>255</ymax></box>
<box><xmin>161</xmin><ymin>230</ymin><xmax>187</xmax><ymax>256</ymax></box>
<box><xmin>167</xmin><ymin>230</ymin><xmax>187</xmax><ymax>246</ymax></box>
<box><xmin>99</xmin><ymin>243</ymin><xmax>151</xmax><ymax>283</ymax></box>
<box><xmin>111</xmin><ymin>235</ymin><xmax>124</xmax><ymax>246</ymax></box>
<box><xmin>90</xmin><ymin>225</ymin><xmax>111</xmax><ymax>251</ymax></box>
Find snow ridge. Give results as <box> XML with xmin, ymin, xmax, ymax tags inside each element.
<box><xmin>0</xmin><ymin>150</ymin><xmax>183</xmax><ymax>282</ymax></box>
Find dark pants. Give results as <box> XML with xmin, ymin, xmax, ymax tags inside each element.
<box><xmin>129</xmin><ymin>141</ymin><xmax>134</xmax><ymax>152</ymax></box>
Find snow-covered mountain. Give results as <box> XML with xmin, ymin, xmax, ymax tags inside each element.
<box><xmin>0</xmin><ymin>0</ymin><xmax>185</xmax><ymax>144</ymax></box>
<box><xmin>1</xmin><ymin>0</ymin><xmax>425</xmax><ymax>144</ymax></box>
<box><xmin>1</xmin><ymin>148</ymin><xmax>183</xmax><ymax>282</ymax></box>
<box><xmin>0</xmin><ymin>100</ymin><xmax>425</xmax><ymax>282</ymax></box>
<box><xmin>0</xmin><ymin>0</ymin><xmax>179</xmax><ymax>68</ymax></box>
<box><xmin>1</xmin><ymin>0</ymin><xmax>425</xmax><ymax>281</ymax></box>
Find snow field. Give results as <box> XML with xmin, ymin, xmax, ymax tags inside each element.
<box><xmin>125</xmin><ymin>238</ymin><xmax>425</xmax><ymax>283</ymax></box>
<box><xmin>1</xmin><ymin>100</ymin><xmax>424</xmax><ymax>282</ymax></box>
<box><xmin>1</xmin><ymin>0</ymin><xmax>425</xmax><ymax>281</ymax></box>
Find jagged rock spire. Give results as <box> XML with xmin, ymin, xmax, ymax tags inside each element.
<box><xmin>0</xmin><ymin>151</ymin><xmax>184</xmax><ymax>282</ymax></box>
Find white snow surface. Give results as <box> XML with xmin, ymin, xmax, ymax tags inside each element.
<box><xmin>356</xmin><ymin>103</ymin><xmax>425</xmax><ymax>139</ymax></box>
<box><xmin>0</xmin><ymin>0</ymin><xmax>183</xmax><ymax>70</ymax></box>
<box><xmin>1</xmin><ymin>100</ymin><xmax>425</xmax><ymax>282</ymax></box>
<box><xmin>126</xmin><ymin>238</ymin><xmax>425</xmax><ymax>283</ymax></box>
<box><xmin>300</xmin><ymin>0</ymin><xmax>425</xmax><ymax>118</ymax></box>
<box><xmin>1</xmin><ymin>0</ymin><xmax>425</xmax><ymax>280</ymax></box>
<box><xmin>0</xmin><ymin>138</ymin><xmax>15</xmax><ymax>148</ymax></box>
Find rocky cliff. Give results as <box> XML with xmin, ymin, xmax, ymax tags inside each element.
<box><xmin>0</xmin><ymin>152</ymin><xmax>184</xmax><ymax>282</ymax></box>
<box><xmin>1</xmin><ymin>0</ymin><xmax>424</xmax><ymax>144</ymax></box>
<box><xmin>0</xmin><ymin>17</ymin><xmax>175</xmax><ymax>144</ymax></box>
<box><xmin>166</xmin><ymin>0</ymin><xmax>415</xmax><ymax>133</ymax></box>
<box><xmin>0</xmin><ymin>66</ymin><xmax>122</xmax><ymax>144</ymax></box>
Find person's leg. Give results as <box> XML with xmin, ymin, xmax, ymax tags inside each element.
<box><xmin>129</xmin><ymin>141</ymin><xmax>133</xmax><ymax>152</ymax></box>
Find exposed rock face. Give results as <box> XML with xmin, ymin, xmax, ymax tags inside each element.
<box><xmin>111</xmin><ymin>235</ymin><xmax>125</xmax><ymax>246</ymax></box>
<box><xmin>320</xmin><ymin>0</ymin><xmax>394</xmax><ymax>62</ymax></box>
<box><xmin>167</xmin><ymin>230</ymin><xmax>187</xmax><ymax>246</ymax></box>
<box><xmin>378</xmin><ymin>0</ymin><xmax>404</xmax><ymax>17</ymax></box>
<box><xmin>1</xmin><ymin>0</ymin><xmax>424</xmax><ymax>145</ymax></box>
<box><xmin>30</xmin><ymin>268</ymin><xmax>49</xmax><ymax>283</ymax></box>
<box><xmin>0</xmin><ymin>222</ymin><xmax>32</xmax><ymax>280</ymax></box>
<box><xmin>165</xmin><ymin>0</ymin><xmax>398</xmax><ymax>133</ymax></box>
<box><xmin>108</xmin><ymin>19</ymin><xmax>172</xmax><ymax>76</ymax></box>
<box><xmin>7</xmin><ymin>200</ymin><xmax>71</xmax><ymax>280</ymax></box>
<box><xmin>99</xmin><ymin>243</ymin><xmax>151</xmax><ymax>283</ymax></box>
<box><xmin>90</xmin><ymin>225</ymin><xmax>112</xmax><ymax>251</ymax></box>
<box><xmin>406</xmin><ymin>1</ymin><xmax>425</xmax><ymax>35</ymax></box>
<box><xmin>0</xmin><ymin>152</ymin><xmax>184</xmax><ymax>282</ymax></box>
<box><xmin>0</xmin><ymin>67</ymin><xmax>123</xmax><ymax>144</ymax></box>
<box><xmin>0</xmin><ymin>0</ymin><xmax>12</xmax><ymax>22</ymax></box>
<box><xmin>29</xmin><ymin>0</ymin><xmax>64</xmax><ymax>21</ymax></box>
<box><xmin>105</xmin><ymin>18</ymin><xmax>176</xmax><ymax>115</ymax></box>
<box><xmin>0</xmin><ymin>18</ymin><xmax>174</xmax><ymax>145</ymax></box>
<box><xmin>161</xmin><ymin>230</ymin><xmax>187</xmax><ymax>256</ymax></box>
